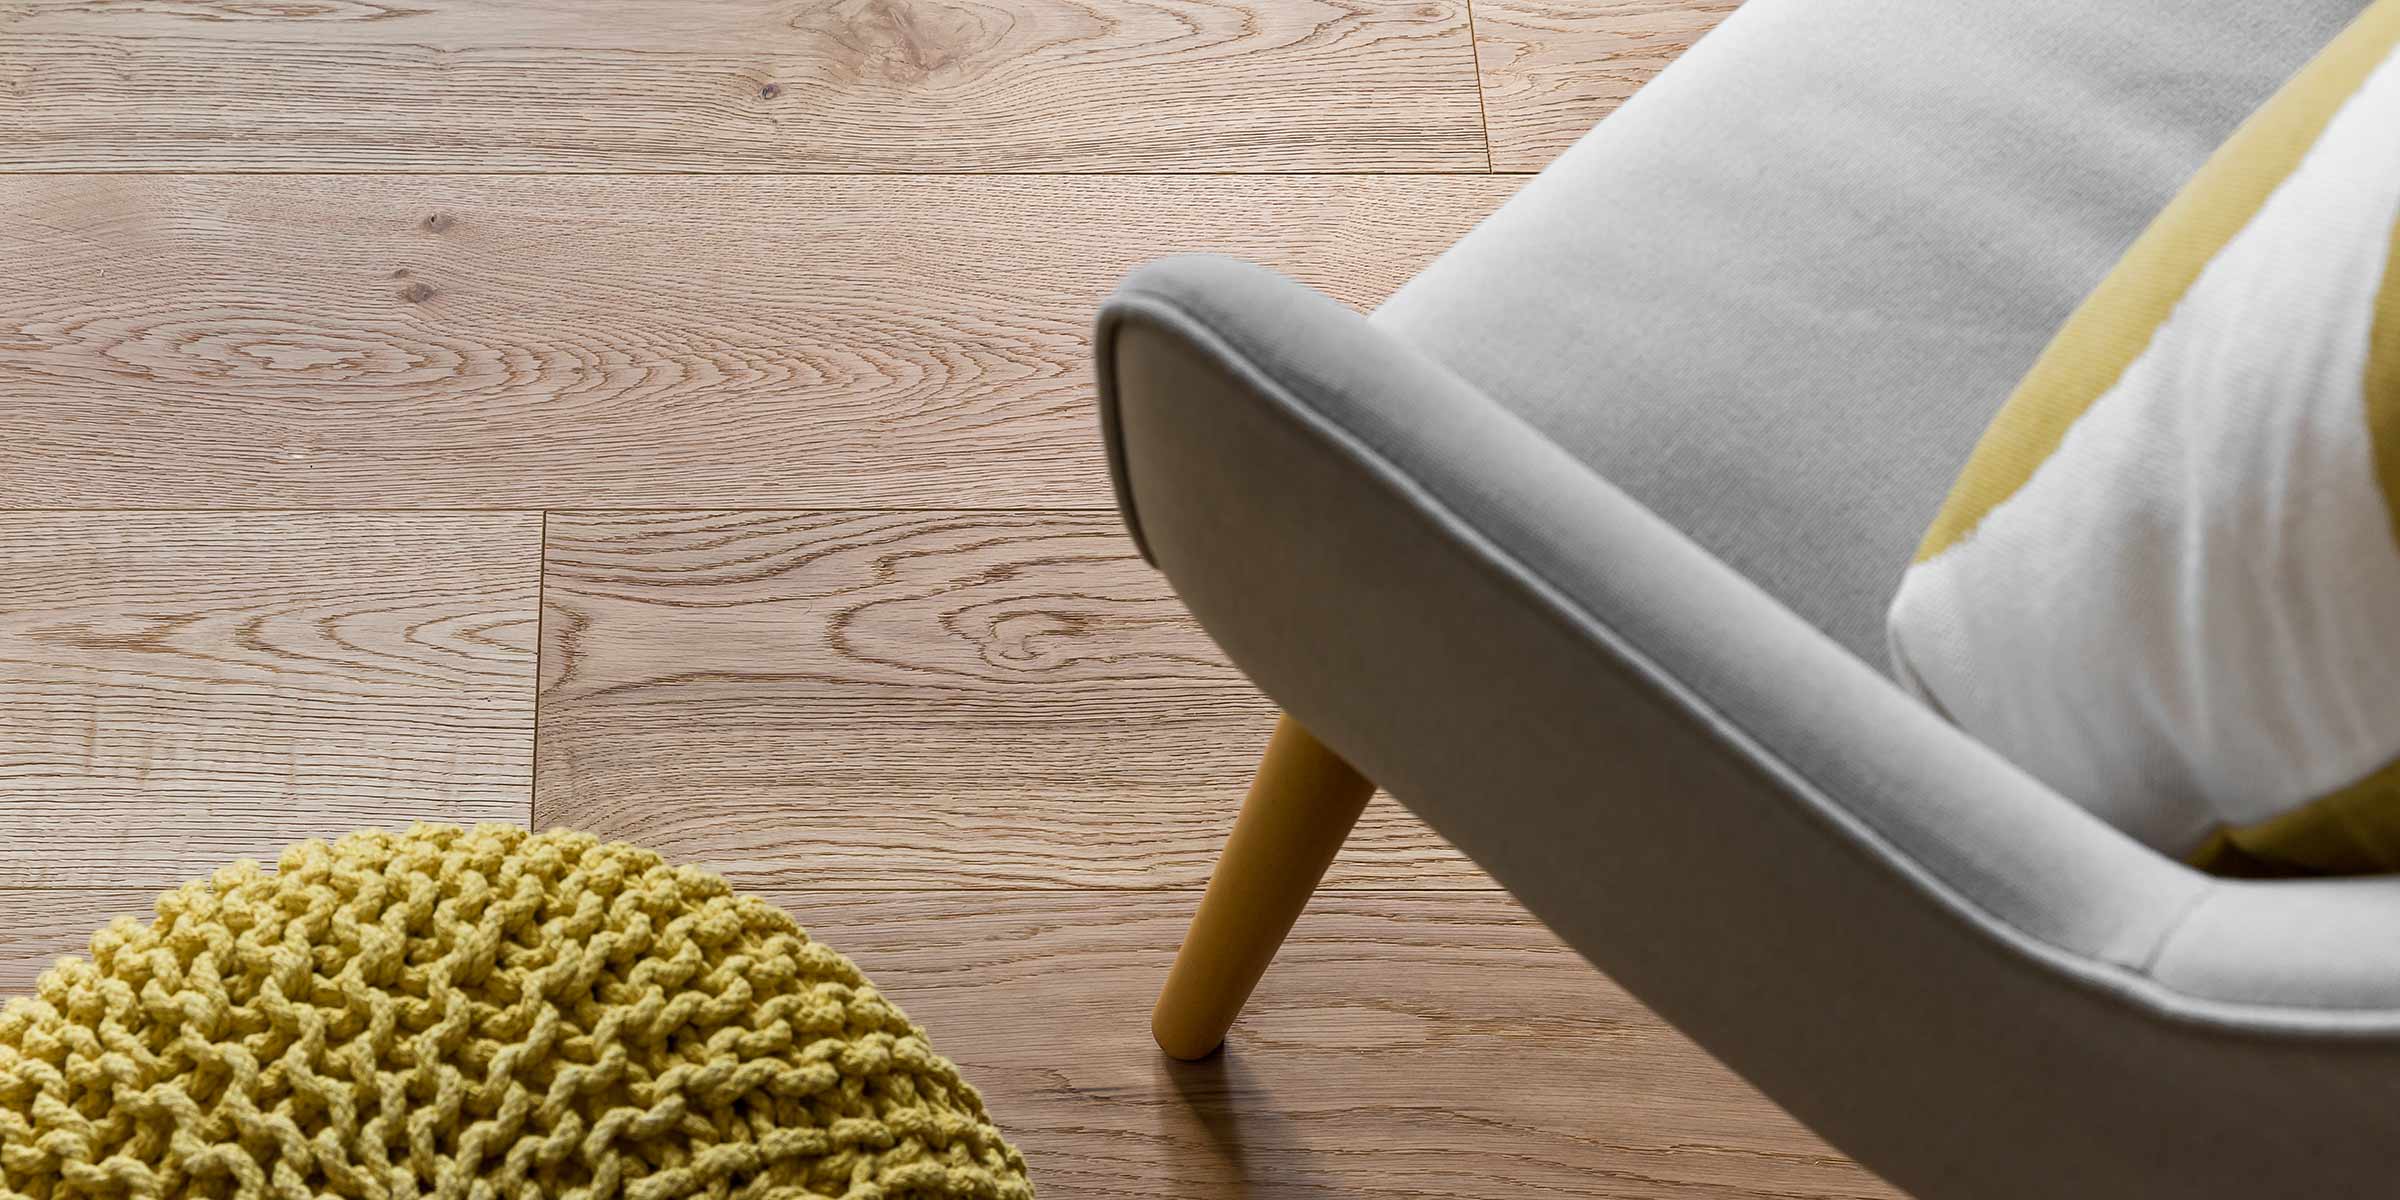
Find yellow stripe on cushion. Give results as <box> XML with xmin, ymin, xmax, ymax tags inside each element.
<box><xmin>2194</xmin><ymin>753</ymin><xmax>2400</xmax><ymax>877</ymax></box>
<box><xmin>2370</xmin><ymin>207</ymin><xmax>2400</xmax><ymax>552</ymax></box>
<box><xmin>1915</xmin><ymin>0</ymin><xmax>2400</xmax><ymax>562</ymax></box>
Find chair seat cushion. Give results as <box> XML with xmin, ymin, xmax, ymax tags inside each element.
<box><xmin>1373</xmin><ymin>0</ymin><xmax>2368</xmax><ymax>664</ymax></box>
<box><xmin>1889</xmin><ymin>3</ymin><xmax>2400</xmax><ymax>874</ymax></box>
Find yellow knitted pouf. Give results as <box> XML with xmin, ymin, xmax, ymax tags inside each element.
<box><xmin>0</xmin><ymin>825</ymin><xmax>1032</xmax><ymax>1200</ymax></box>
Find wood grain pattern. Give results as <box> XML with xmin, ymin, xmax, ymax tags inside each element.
<box><xmin>0</xmin><ymin>512</ymin><xmax>539</xmax><ymax>887</ymax></box>
<box><xmin>535</xmin><ymin>510</ymin><xmax>1485</xmax><ymax>889</ymax></box>
<box><xmin>0</xmin><ymin>890</ymin><xmax>158</xmax><ymax>989</ymax></box>
<box><xmin>0</xmin><ymin>173</ymin><xmax>1518</xmax><ymax>510</ymax></box>
<box><xmin>0</xmin><ymin>7</ymin><xmax>1898</xmax><ymax>1192</ymax></box>
<box><xmin>1470</xmin><ymin>0</ymin><xmax>1742</xmax><ymax>171</ymax></box>
<box><xmin>0</xmin><ymin>887</ymin><xmax>1898</xmax><ymax>1199</ymax></box>
<box><xmin>0</xmin><ymin>0</ymin><xmax>1488</xmax><ymax>172</ymax></box>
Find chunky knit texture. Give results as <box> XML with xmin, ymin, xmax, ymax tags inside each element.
<box><xmin>0</xmin><ymin>825</ymin><xmax>1032</xmax><ymax>1200</ymax></box>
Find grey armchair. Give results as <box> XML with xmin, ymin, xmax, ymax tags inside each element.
<box><xmin>1093</xmin><ymin>1</ymin><xmax>2400</xmax><ymax>1196</ymax></box>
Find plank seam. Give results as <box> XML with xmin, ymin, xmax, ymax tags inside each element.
<box><xmin>1462</xmin><ymin>0</ymin><xmax>1498</xmax><ymax>172</ymax></box>
<box><xmin>529</xmin><ymin>509</ymin><xmax>548</xmax><ymax>833</ymax></box>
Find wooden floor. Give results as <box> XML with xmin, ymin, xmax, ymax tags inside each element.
<box><xmin>0</xmin><ymin>2</ymin><xmax>1901</xmax><ymax>1196</ymax></box>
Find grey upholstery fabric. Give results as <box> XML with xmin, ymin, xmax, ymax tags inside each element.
<box><xmin>1092</xmin><ymin>2</ymin><xmax>2400</xmax><ymax>1193</ymax></box>
<box><xmin>1096</xmin><ymin>257</ymin><xmax>2400</xmax><ymax>1198</ymax></box>
<box><xmin>1374</xmin><ymin>0</ymin><xmax>2368</xmax><ymax>661</ymax></box>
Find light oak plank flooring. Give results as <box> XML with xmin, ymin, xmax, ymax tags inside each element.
<box><xmin>0</xmin><ymin>3</ymin><xmax>1857</xmax><ymax>1194</ymax></box>
<box><xmin>535</xmin><ymin>509</ymin><xmax>1484</xmax><ymax>889</ymax></box>
<box><xmin>0</xmin><ymin>0</ymin><xmax>1488</xmax><ymax>173</ymax></box>
<box><xmin>0</xmin><ymin>891</ymin><xmax>160</xmax><ymax>989</ymax></box>
<box><xmin>1471</xmin><ymin>0</ymin><xmax>1743</xmax><ymax>171</ymax></box>
<box><xmin>0</xmin><ymin>888</ymin><xmax>1899</xmax><ymax>1200</ymax></box>
<box><xmin>0</xmin><ymin>174</ymin><xmax>1517</xmax><ymax>510</ymax></box>
<box><xmin>0</xmin><ymin>512</ymin><xmax>540</xmax><ymax>888</ymax></box>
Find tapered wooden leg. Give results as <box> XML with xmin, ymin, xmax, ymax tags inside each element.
<box><xmin>1152</xmin><ymin>714</ymin><xmax>1376</xmax><ymax>1060</ymax></box>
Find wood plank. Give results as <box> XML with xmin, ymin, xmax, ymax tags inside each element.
<box><xmin>0</xmin><ymin>174</ymin><xmax>1518</xmax><ymax>510</ymax></box>
<box><xmin>0</xmin><ymin>887</ymin><xmax>1895</xmax><ymax>1199</ymax></box>
<box><xmin>818</xmin><ymin>890</ymin><xmax>1897</xmax><ymax>1199</ymax></box>
<box><xmin>535</xmin><ymin>510</ymin><xmax>1486</xmax><ymax>889</ymax></box>
<box><xmin>1471</xmin><ymin>0</ymin><xmax>1741</xmax><ymax>172</ymax></box>
<box><xmin>0</xmin><ymin>0</ymin><xmax>1488</xmax><ymax>173</ymax></box>
<box><xmin>0</xmin><ymin>512</ymin><xmax>540</xmax><ymax>887</ymax></box>
<box><xmin>0</xmin><ymin>890</ymin><xmax>159</xmax><ymax>991</ymax></box>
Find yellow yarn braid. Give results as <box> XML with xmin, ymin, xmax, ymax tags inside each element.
<box><xmin>0</xmin><ymin>825</ymin><xmax>1032</xmax><ymax>1200</ymax></box>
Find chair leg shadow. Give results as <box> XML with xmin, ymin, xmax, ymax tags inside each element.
<box><xmin>1155</xmin><ymin>1045</ymin><xmax>1337</xmax><ymax>1197</ymax></box>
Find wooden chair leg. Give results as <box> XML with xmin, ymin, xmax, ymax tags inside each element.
<box><xmin>1152</xmin><ymin>713</ymin><xmax>1376</xmax><ymax>1060</ymax></box>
